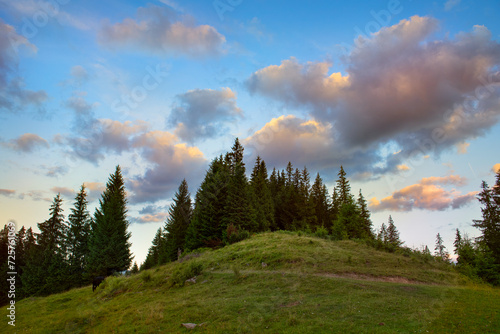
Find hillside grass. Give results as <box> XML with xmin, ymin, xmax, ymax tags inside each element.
<box><xmin>6</xmin><ymin>232</ymin><xmax>500</xmax><ymax>333</ymax></box>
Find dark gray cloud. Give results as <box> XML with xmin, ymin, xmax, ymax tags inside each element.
<box><xmin>0</xmin><ymin>20</ymin><xmax>48</xmax><ymax>115</ymax></box>
<box><xmin>97</xmin><ymin>5</ymin><xmax>226</xmax><ymax>57</ymax></box>
<box><xmin>168</xmin><ymin>88</ymin><xmax>243</xmax><ymax>142</ymax></box>
<box><xmin>246</xmin><ymin>16</ymin><xmax>500</xmax><ymax>178</ymax></box>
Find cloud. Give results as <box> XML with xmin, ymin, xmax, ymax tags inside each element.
<box><xmin>168</xmin><ymin>88</ymin><xmax>243</xmax><ymax>142</ymax></box>
<box><xmin>0</xmin><ymin>189</ymin><xmax>16</xmax><ymax>197</ymax></box>
<box><xmin>444</xmin><ymin>0</ymin><xmax>460</xmax><ymax>11</ymax></box>
<box><xmin>493</xmin><ymin>163</ymin><xmax>500</xmax><ymax>174</ymax></box>
<box><xmin>42</xmin><ymin>165</ymin><xmax>68</xmax><ymax>178</ymax></box>
<box><xmin>131</xmin><ymin>212</ymin><xmax>169</xmax><ymax>224</ymax></box>
<box><xmin>0</xmin><ymin>20</ymin><xmax>48</xmax><ymax>115</ymax></box>
<box><xmin>83</xmin><ymin>182</ymin><xmax>106</xmax><ymax>203</ymax></box>
<box><xmin>369</xmin><ymin>175</ymin><xmax>477</xmax><ymax>212</ymax></box>
<box><xmin>4</xmin><ymin>133</ymin><xmax>50</xmax><ymax>152</ymax></box>
<box><xmin>97</xmin><ymin>5</ymin><xmax>226</xmax><ymax>57</ymax></box>
<box><xmin>244</xmin><ymin>115</ymin><xmax>392</xmax><ymax>179</ymax></box>
<box><xmin>246</xmin><ymin>16</ymin><xmax>500</xmax><ymax>176</ymax></box>
<box><xmin>51</xmin><ymin>186</ymin><xmax>74</xmax><ymax>198</ymax></box>
<box><xmin>128</xmin><ymin>130</ymin><xmax>206</xmax><ymax>203</ymax></box>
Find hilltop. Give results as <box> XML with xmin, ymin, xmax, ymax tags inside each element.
<box><xmin>10</xmin><ymin>232</ymin><xmax>500</xmax><ymax>333</ymax></box>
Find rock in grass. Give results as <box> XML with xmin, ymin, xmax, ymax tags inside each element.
<box><xmin>181</xmin><ymin>323</ymin><xmax>205</xmax><ymax>329</ymax></box>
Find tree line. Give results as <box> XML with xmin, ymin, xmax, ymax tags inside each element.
<box><xmin>0</xmin><ymin>166</ymin><xmax>132</xmax><ymax>304</ymax></box>
<box><xmin>142</xmin><ymin>138</ymin><xmax>403</xmax><ymax>269</ymax></box>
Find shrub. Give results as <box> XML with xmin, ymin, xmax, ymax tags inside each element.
<box><xmin>314</xmin><ymin>226</ymin><xmax>329</xmax><ymax>239</ymax></box>
<box><xmin>225</xmin><ymin>223</ymin><xmax>250</xmax><ymax>245</ymax></box>
<box><xmin>168</xmin><ymin>261</ymin><xmax>204</xmax><ymax>288</ymax></box>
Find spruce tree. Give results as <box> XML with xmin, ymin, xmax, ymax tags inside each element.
<box><xmin>357</xmin><ymin>190</ymin><xmax>374</xmax><ymax>239</ymax></box>
<box><xmin>67</xmin><ymin>184</ymin><xmax>92</xmax><ymax>285</ymax></box>
<box><xmin>22</xmin><ymin>194</ymin><xmax>70</xmax><ymax>295</ymax></box>
<box><xmin>250</xmin><ymin>156</ymin><xmax>275</xmax><ymax>231</ymax></box>
<box><xmin>310</xmin><ymin>173</ymin><xmax>330</xmax><ymax>230</ymax></box>
<box><xmin>143</xmin><ymin>227</ymin><xmax>164</xmax><ymax>270</ymax></box>
<box><xmin>434</xmin><ymin>233</ymin><xmax>448</xmax><ymax>261</ymax></box>
<box><xmin>223</xmin><ymin>138</ymin><xmax>256</xmax><ymax>233</ymax></box>
<box><xmin>386</xmin><ymin>215</ymin><xmax>403</xmax><ymax>249</ymax></box>
<box><xmin>87</xmin><ymin>166</ymin><xmax>133</xmax><ymax>276</ymax></box>
<box><xmin>186</xmin><ymin>157</ymin><xmax>230</xmax><ymax>250</ymax></box>
<box><xmin>473</xmin><ymin>175</ymin><xmax>500</xmax><ymax>264</ymax></box>
<box><xmin>163</xmin><ymin>179</ymin><xmax>192</xmax><ymax>262</ymax></box>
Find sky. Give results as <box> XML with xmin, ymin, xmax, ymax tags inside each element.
<box><xmin>1</xmin><ymin>0</ymin><xmax>499</xmax><ymax>266</ymax></box>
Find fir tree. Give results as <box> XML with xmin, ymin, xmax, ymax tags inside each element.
<box><xmin>67</xmin><ymin>184</ymin><xmax>92</xmax><ymax>285</ymax></box>
<box><xmin>22</xmin><ymin>194</ymin><xmax>70</xmax><ymax>296</ymax></box>
<box><xmin>163</xmin><ymin>179</ymin><xmax>192</xmax><ymax>262</ymax></box>
<box><xmin>434</xmin><ymin>233</ymin><xmax>448</xmax><ymax>261</ymax></box>
<box><xmin>386</xmin><ymin>215</ymin><xmax>403</xmax><ymax>249</ymax></box>
<box><xmin>223</xmin><ymin>138</ymin><xmax>256</xmax><ymax>233</ymax></box>
<box><xmin>310</xmin><ymin>173</ymin><xmax>330</xmax><ymax>230</ymax></box>
<box><xmin>336</xmin><ymin>166</ymin><xmax>353</xmax><ymax>206</ymax></box>
<box><xmin>87</xmin><ymin>166</ymin><xmax>133</xmax><ymax>276</ymax></box>
<box><xmin>142</xmin><ymin>227</ymin><xmax>164</xmax><ymax>270</ymax></box>
<box><xmin>250</xmin><ymin>156</ymin><xmax>275</xmax><ymax>231</ymax></box>
<box><xmin>357</xmin><ymin>190</ymin><xmax>374</xmax><ymax>239</ymax></box>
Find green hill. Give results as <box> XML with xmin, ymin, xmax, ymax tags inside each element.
<box><xmin>8</xmin><ymin>232</ymin><xmax>500</xmax><ymax>333</ymax></box>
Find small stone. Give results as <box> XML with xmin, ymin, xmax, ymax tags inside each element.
<box><xmin>378</xmin><ymin>322</ymin><xmax>385</xmax><ymax>326</ymax></box>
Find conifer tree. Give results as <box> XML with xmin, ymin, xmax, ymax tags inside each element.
<box><xmin>386</xmin><ymin>215</ymin><xmax>403</xmax><ymax>249</ymax></box>
<box><xmin>336</xmin><ymin>166</ymin><xmax>353</xmax><ymax>206</ymax></box>
<box><xmin>223</xmin><ymin>138</ymin><xmax>256</xmax><ymax>233</ymax></box>
<box><xmin>310</xmin><ymin>173</ymin><xmax>330</xmax><ymax>230</ymax></box>
<box><xmin>142</xmin><ymin>227</ymin><xmax>164</xmax><ymax>270</ymax></box>
<box><xmin>87</xmin><ymin>166</ymin><xmax>133</xmax><ymax>276</ymax></box>
<box><xmin>186</xmin><ymin>156</ymin><xmax>230</xmax><ymax>250</ymax></box>
<box><xmin>357</xmin><ymin>190</ymin><xmax>374</xmax><ymax>239</ymax></box>
<box><xmin>434</xmin><ymin>233</ymin><xmax>448</xmax><ymax>261</ymax></box>
<box><xmin>250</xmin><ymin>156</ymin><xmax>275</xmax><ymax>231</ymax></box>
<box><xmin>473</xmin><ymin>175</ymin><xmax>500</xmax><ymax>264</ymax></box>
<box><xmin>67</xmin><ymin>184</ymin><xmax>92</xmax><ymax>285</ymax></box>
<box><xmin>22</xmin><ymin>194</ymin><xmax>70</xmax><ymax>295</ymax></box>
<box><xmin>163</xmin><ymin>179</ymin><xmax>192</xmax><ymax>262</ymax></box>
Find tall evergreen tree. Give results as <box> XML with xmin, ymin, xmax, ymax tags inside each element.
<box><xmin>250</xmin><ymin>156</ymin><xmax>275</xmax><ymax>231</ymax></box>
<box><xmin>357</xmin><ymin>190</ymin><xmax>374</xmax><ymax>239</ymax></box>
<box><xmin>186</xmin><ymin>156</ymin><xmax>230</xmax><ymax>250</ymax></box>
<box><xmin>67</xmin><ymin>184</ymin><xmax>92</xmax><ymax>285</ymax></box>
<box><xmin>87</xmin><ymin>166</ymin><xmax>133</xmax><ymax>276</ymax></box>
<box><xmin>434</xmin><ymin>233</ymin><xmax>448</xmax><ymax>261</ymax></box>
<box><xmin>310</xmin><ymin>173</ymin><xmax>330</xmax><ymax>230</ymax></box>
<box><xmin>22</xmin><ymin>194</ymin><xmax>70</xmax><ymax>296</ymax></box>
<box><xmin>223</xmin><ymin>138</ymin><xmax>256</xmax><ymax>233</ymax></box>
<box><xmin>386</xmin><ymin>215</ymin><xmax>403</xmax><ymax>249</ymax></box>
<box><xmin>142</xmin><ymin>227</ymin><xmax>164</xmax><ymax>270</ymax></box>
<box><xmin>473</xmin><ymin>175</ymin><xmax>500</xmax><ymax>264</ymax></box>
<box><xmin>336</xmin><ymin>166</ymin><xmax>353</xmax><ymax>206</ymax></box>
<box><xmin>163</xmin><ymin>179</ymin><xmax>192</xmax><ymax>262</ymax></box>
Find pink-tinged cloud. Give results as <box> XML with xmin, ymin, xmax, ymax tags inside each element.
<box><xmin>129</xmin><ymin>130</ymin><xmax>206</xmax><ymax>203</ymax></box>
<box><xmin>132</xmin><ymin>212</ymin><xmax>169</xmax><ymax>224</ymax></box>
<box><xmin>6</xmin><ymin>133</ymin><xmax>49</xmax><ymax>152</ymax></box>
<box><xmin>0</xmin><ymin>189</ymin><xmax>15</xmax><ymax>197</ymax></box>
<box><xmin>369</xmin><ymin>175</ymin><xmax>478</xmax><ymax>212</ymax></box>
<box><xmin>244</xmin><ymin>115</ymin><xmax>400</xmax><ymax>179</ymax></box>
<box><xmin>98</xmin><ymin>5</ymin><xmax>225</xmax><ymax>57</ymax></box>
<box><xmin>246</xmin><ymin>16</ymin><xmax>500</xmax><ymax>173</ymax></box>
<box><xmin>83</xmin><ymin>182</ymin><xmax>106</xmax><ymax>203</ymax></box>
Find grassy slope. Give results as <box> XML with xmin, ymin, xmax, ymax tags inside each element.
<box><xmin>7</xmin><ymin>232</ymin><xmax>500</xmax><ymax>333</ymax></box>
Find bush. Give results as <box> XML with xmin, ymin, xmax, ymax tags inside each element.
<box><xmin>314</xmin><ymin>226</ymin><xmax>329</xmax><ymax>239</ymax></box>
<box><xmin>225</xmin><ymin>223</ymin><xmax>250</xmax><ymax>245</ymax></box>
<box><xmin>167</xmin><ymin>261</ymin><xmax>204</xmax><ymax>288</ymax></box>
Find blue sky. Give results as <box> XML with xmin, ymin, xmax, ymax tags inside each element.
<box><xmin>1</xmin><ymin>0</ymin><xmax>499</xmax><ymax>265</ymax></box>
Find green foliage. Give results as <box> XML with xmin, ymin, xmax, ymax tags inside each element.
<box><xmin>314</xmin><ymin>226</ymin><xmax>329</xmax><ymax>239</ymax></box>
<box><xmin>167</xmin><ymin>261</ymin><xmax>204</xmax><ymax>287</ymax></box>
<box><xmin>162</xmin><ymin>179</ymin><xmax>192</xmax><ymax>263</ymax></box>
<box><xmin>87</xmin><ymin>165</ymin><xmax>133</xmax><ymax>277</ymax></box>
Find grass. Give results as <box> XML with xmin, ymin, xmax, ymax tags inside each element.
<box><xmin>5</xmin><ymin>232</ymin><xmax>500</xmax><ymax>333</ymax></box>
